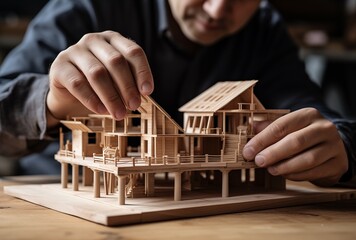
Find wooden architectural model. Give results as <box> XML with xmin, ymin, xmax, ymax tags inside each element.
<box><xmin>55</xmin><ymin>80</ymin><xmax>290</xmax><ymax>205</ymax></box>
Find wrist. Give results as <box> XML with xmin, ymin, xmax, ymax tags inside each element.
<box><xmin>46</xmin><ymin>104</ymin><xmax>61</xmax><ymax>128</ymax></box>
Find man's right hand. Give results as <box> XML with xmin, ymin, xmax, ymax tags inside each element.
<box><xmin>46</xmin><ymin>31</ymin><xmax>154</xmax><ymax>126</ymax></box>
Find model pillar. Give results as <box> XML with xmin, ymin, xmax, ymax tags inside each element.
<box><xmin>174</xmin><ymin>172</ymin><xmax>182</xmax><ymax>201</ymax></box>
<box><xmin>221</xmin><ymin>170</ymin><xmax>230</xmax><ymax>198</ymax></box>
<box><xmin>93</xmin><ymin>170</ymin><xmax>100</xmax><ymax>198</ymax></box>
<box><xmin>145</xmin><ymin>173</ymin><xmax>155</xmax><ymax>197</ymax></box>
<box><xmin>72</xmin><ymin>164</ymin><xmax>79</xmax><ymax>191</ymax></box>
<box><xmin>82</xmin><ymin>166</ymin><xmax>93</xmax><ymax>186</ymax></box>
<box><xmin>61</xmin><ymin>162</ymin><xmax>68</xmax><ymax>188</ymax></box>
<box><xmin>118</xmin><ymin>175</ymin><xmax>127</xmax><ymax>205</ymax></box>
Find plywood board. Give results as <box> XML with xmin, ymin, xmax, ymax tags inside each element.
<box><xmin>4</xmin><ymin>182</ymin><xmax>356</xmax><ymax>226</ymax></box>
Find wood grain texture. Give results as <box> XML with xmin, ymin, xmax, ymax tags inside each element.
<box><xmin>2</xmin><ymin>178</ymin><xmax>356</xmax><ymax>240</ymax></box>
<box><xmin>4</xmin><ymin>181</ymin><xmax>356</xmax><ymax>226</ymax></box>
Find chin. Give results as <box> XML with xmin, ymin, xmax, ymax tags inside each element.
<box><xmin>196</xmin><ymin>37</ymin><xmax>223</xmax><ymax>45</ymax></box>
<box><xmin>188</xmin><ymin>33</ymin><xmax>223</xmax><ymax>45</ymax></box>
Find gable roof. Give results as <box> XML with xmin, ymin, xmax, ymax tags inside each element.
<box><xmin>139</xmin><ymin>95</ymin><xmax>184</xmax><ymax>132</ymax></box>
<box><xmin>179</xmin><ymin>80</ymin><xmax>261</xmax><ymax>113</ymax></box>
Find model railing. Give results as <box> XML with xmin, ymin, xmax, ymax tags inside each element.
<box><xmin>57</xmin><ymin>149</ymin><xmax>75</xmax><ymax>158</ymax></box>
<box><xmin>90</xmin><ymin>151</ymin><xmax>246</xmax><ymax>168</ymax></box>
<box><xmin>202</xmin><ymin>127</ymin><xmax>221</xmax><ymax>134</ymax></box>
<box><xmin>93</xmin><ymin>147</ymin><xmax>120</xmax><ymax>165</ymax></box>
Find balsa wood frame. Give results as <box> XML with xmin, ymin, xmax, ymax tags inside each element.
<box><xmin>55</xmin><ymin>80</ymin><xmax>290</xmax><ymax>205</ymax></box>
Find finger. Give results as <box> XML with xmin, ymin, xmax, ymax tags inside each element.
<box><xmin>85</xmin><ymin>37</ymin><xmax>141</xmax><ymax>110</ymax></box>
<box><xmin>283</xmin><ymin>157</ymin><xmax>342</xmax><ymax>185</ymax></box>
<box><xmin>266</xmin><ymin>142</ymin><xmax>334</xmax><ymax>176</ymax></box>
<box><xmin>243</xmin><ymin>108</ymin><xmax>319</xmax><ymax>160</ymax></box>
<box><xmin>50</xmin><ymin>59</ymin><xmax>106</xmax><ymax>117</ymax></box>
<box><xmin>67</xmin><ymin>45</ymin><xmax>126</xmax><ymax>119</ymax></box>
<box><xmin>253</xmin><ymin>120</ymin><xmax>272</xmax><ymax>134</ymax></box>
<box><xmin>254</xmin><ymin>122</ymin><xmax>328</xmax><ymax>167</ymax></box>
<box><xmin>104</xmin><ymin>31</ymin><xmax>154</xmax><ymax>95</ymax></box>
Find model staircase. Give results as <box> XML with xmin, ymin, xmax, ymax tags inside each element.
<box><xmin>223</xmin><ymin>132</ymin><xmax>247</xmax><ymax>160</ymax></box>
<box><xmin>125</xmin><ymin>175</ymin><xmax>146</xmax><ymax>198</ymax></box>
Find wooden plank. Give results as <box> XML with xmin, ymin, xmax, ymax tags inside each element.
<box><xmin>4</xmin><ymin>181</ymin><xmax>356</xmax><ymax>226</ymax></box>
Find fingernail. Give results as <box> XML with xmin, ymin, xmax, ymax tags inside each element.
<box><xmin>255</xmin><ymin>155</ymin><xmax>265</xmax><ymax>166</ymax></box>
<box><xmin>141</xmin><ymin>82</ymin><xmax>152</xmax><ymax>95</ymax></box>
<box><xmin>128</xmin><ymin>97</ymin><xmax>140</xmax><ymax>110</ymax></box>
<box><xmin>115</xmin><ymin>109</ymin><xmax>125</xmax><ymax>120</ymax></box>
<box><xmin>243</xmin><ymin>146</ymin><xmax>255</xmax><ymax>160</ymax></box>
<box><xmin>268</xmin><ymin>166</ymin><xmax>278</xmax><ymax>175</ymax></box>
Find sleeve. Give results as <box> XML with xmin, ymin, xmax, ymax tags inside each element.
<box><xmin>0</xmin><ymin>0</ymin><xmax>98</xmax><ymax>157</ymax></box>
<box><xmin>253</xmin><ymin>2</ymin><xmax>356</xmax><ymax>183</ymax></box>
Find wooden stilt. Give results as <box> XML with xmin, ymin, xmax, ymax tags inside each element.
<box><xmin>72</xmin><ymin>164</ymin><xmax>79</xmax><ymax>191</ymax></box>
<box><xmin>118</xmin><ymin>175</ymin><xmax>126</xmax><ymax>205</ymax></box>
<box><xmin>222</xmin><ymin>170</ymin><xmax>230</xmax><ymax>198</ymax></box>
<box><xmin>109</xmin><ymin>173</ymin><xmax>115</xmax><ymax>193</ymax></box>
<box><xmin>103</xmin><ymin>172</ymin><xmax>108</xmax><ymax>195</ymax></box>
<box><xmin>94</xmin><ymin>170</ymin><xmax>100</xmax><ymax>198</ymax></box>
<box><xmin>174</xmin><ymin>172</ymin><xmax>182</xmax><ymax>201</ymax></box>
<box><xmin>61</xmin><ymin>162</ymin><xmax>68</xmax><ymax>188</ymax></box>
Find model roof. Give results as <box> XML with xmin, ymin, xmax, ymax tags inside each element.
<box><xmin>179</xmin><ymin>80</ymin><xmax>263</xmax><ymax>113</ymax></box>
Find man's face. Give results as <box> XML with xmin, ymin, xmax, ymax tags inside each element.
<box><xmin>168</xmin><ymin>0</ymin><xmax>261</xmax><ymax>45</ymax></box>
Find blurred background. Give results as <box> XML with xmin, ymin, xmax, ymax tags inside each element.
<box><xmin>270</xmin><ymin>0</ymin><xmax>356</xmax><ymax>121</ymax></box>
<box><xmin>1</xmin><ymin>0</ymin><xmax>356</xmax><ymax>119</ymax></box>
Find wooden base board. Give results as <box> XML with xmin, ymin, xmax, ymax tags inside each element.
<box><xmin>4</xmin><ymin>182</ymin><xmax>356</xmax><ymax>226</ymax></box>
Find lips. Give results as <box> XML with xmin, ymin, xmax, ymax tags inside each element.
<box><xmin>195</xmin><ymin>17</ymin><xmax>224</xmax><ymax>31</ymax></box>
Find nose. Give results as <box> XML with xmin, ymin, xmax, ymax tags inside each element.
<box><xmin>202</xmin><ymin>0</ymin><xmax>230</xmax><ymax>20</ymax></box>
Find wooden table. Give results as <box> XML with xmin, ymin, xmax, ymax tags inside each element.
<box><xmin>1</xmin><ymin>176</ymin><xmax>356</xmax><ymax>240</ymax></box>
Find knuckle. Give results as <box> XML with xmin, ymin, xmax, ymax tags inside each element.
<box><xmin>304</xmin><ymin>153</ymin><xmax>318</xmax><ymax>167</ymax></box>
<box><xmin>103</xmin><ymin>30</ymin><xmax>114</xmax><ymax>35</ymax></box>
<box><xmin>54</xmin><ymin>48</ymin><xmax>73</xmax><ymax>64</ymax></box>
<box><xmin>80</xmin><ymin>33</ymin><xmax>103</xmax><ymax>45</ymax></box>
<box><xmin>135</xmin><ymin>66</ymin><xmax>152</xmax><ymax>80</ymax></box>
<box><xmin>107</xmin><ymin>53</ymin><xmax>127</xmax><ymax>67</ymax></box>
<box><xmin>87</xmin><ymin>64</ymin><xmax>107</xmax><ymax>80</ymax></box>
<box><xmin>322</xmin><ymin>120</ymin><xmax>336</xmax><ymax>132</ymax></box>
<box><xmin>107</xmin><ymin>93</ymin><xmax>122</xmax><ymax>105</ymax></box>
<box><xmin>289</xmin><ymin>133</ymin><xmax>307</xmax><ymax>150</ymax></box>
<box><xmin>104</xmin><ymin>30</ymin><xmax>120</xmax><ymax>37</ymax></box>
<box><xmin>84</xmin><ymin>92</ymin><xmax>100</xmax><ymax>106</ymax></box>
<box><xmin>67</xmin><ymin>75</ymin><xmax>86</xmax><ymax>90</ymax></box>
<box><xmin>269</xmin><ymin>121</ymin><xmax>287</xmax><ymax>140</ymax></box>
<box><xmin>304</xmin><ymin>107</ymin><xmax>319</xmax><ymax>118</ymax></box>
<box><xmin>125</xmin><ymin>45</ymin><xmax>145</xmax><ymax>59</ymax></box>
<box><xmin>122</xmin><ymin>83</ymin><xmax>138</xmax><ymax>95</ymax></box>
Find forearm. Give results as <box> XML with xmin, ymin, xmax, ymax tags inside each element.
<box><xmin>0</xmin><ymin>74</ymin><xmax>53</xmax><ymax>156</ymax></box>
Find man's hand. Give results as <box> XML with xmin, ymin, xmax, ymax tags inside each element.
<box><xmin>243</xmin><ymin>108</ymin><xmax>348</xmax><ymax>186</ymax></box>
<box><xmin>47</xmin><ymin>31</ymin><xmax>154</xmax><ymax>125</ymax></box>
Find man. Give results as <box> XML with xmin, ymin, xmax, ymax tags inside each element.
<box><xmin>0</xmin><ymin>0</ymin><xmax>355</xmax><ymax>185</ymax></box>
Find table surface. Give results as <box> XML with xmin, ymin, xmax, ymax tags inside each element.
<box><xmin>1</xmin><ymin>176</ymin><xmax>356</xmax><ymax>240</ymax></box>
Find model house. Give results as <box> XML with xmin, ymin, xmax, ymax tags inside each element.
<box><xmin>55</xmin><ymin>80</ymin><xmax>289</xmax><ymax>204</ymax></box>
